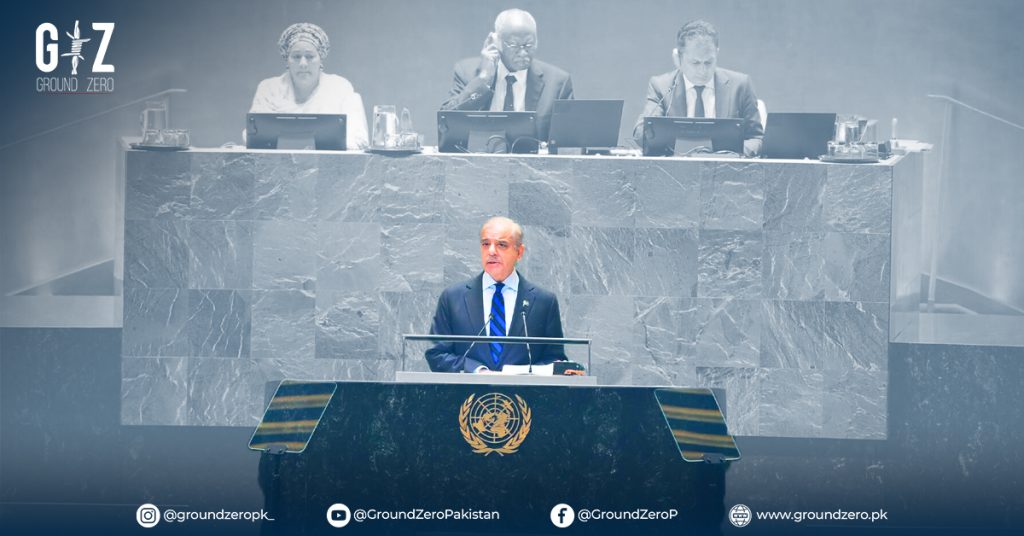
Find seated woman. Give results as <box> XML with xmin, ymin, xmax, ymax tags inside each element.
<box><xmin>250</xmin><ymin>22</ymin><xmax>369</xmax><ymax>149</ymax></box>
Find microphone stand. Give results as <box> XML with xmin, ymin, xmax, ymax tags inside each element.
<box><xmin>459</xmin><ymin>313</ymin><xmax>492</xmax><ymax>372</ymax></box>
<box><xmin>520</xmin><ymin>300</ymin><xmax>534</xmax><ymax>374</ymax></box>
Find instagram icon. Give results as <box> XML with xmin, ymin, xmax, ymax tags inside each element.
<box><xmin>136</xmin><ymin>503</ymin><xmax>161</xmax><ymax>528</ymax></box>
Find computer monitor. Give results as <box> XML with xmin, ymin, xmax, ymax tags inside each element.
<box><xmin>246</xmin><ymin>113</ymin><xmax>347</xmax><ymax>151</ymax></box>
<box><xmin>437</xmin><ymin>111</ymin><xmax>538</xmax><ymax>154</ymax></box>
<box><xmin>761</xmin><ymin>112</ymin><xmax>837</xmax><ymax>159</ymax></box>
<box><xmin>547</xmin><ymin>99</ymin><xmax>624</xmax><ymax>151</ymax></box>
<box><xmin>641</xmin><ymin>116</ymin><xmax>744</xmax><ymax>156</ymax></box>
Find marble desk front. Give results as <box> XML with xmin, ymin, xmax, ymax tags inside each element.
<box><xmin>121</xmin><ymin>148</ymin><xmax>921</xmax><ymax>440</ymax></box>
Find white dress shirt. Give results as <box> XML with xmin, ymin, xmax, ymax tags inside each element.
<box><xmin>489</xmin><ymin>62</ymin><xmax>527</xmax><ymax>112</ymax></box>
<box><xmin>683</xmin><ymin>74</ymin><xmax>716</xmax><ymax>118</ymax></box>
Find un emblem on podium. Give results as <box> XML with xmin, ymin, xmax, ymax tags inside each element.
<box><xmin>459</xmin><ymin>393</ymin><xmax>531</xmax><ymax>456</ymax></box>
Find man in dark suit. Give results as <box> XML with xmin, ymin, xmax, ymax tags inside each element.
<box><xmin>440</xmin><ymin>8</ymin><xmax>574</xmax><ymax>143</ymax></box>
<box><xmin>632</xmin><ymin>20</ymin><xmax>764</xmax><ymax>156</ymax></box>
<box><xmin>426</xmin><ymin>217</ymin><xmax>567</xmax><ymax>373</ymax></box>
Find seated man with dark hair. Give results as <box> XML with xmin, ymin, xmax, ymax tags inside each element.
<box><xmin>633</xmin><ymin>19</ymin><xmax>763</xmax><ymax>156</ymax></box>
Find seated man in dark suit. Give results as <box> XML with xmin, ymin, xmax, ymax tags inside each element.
<box><xmin>440</xmin><ymin>8</ymin><xmax>574</xmax><ymax>143</ymax></box>
<box><xmin>633</xmin><ymin>19</ymin><xmax>764</xmax><ymax>156</ymax></box>
<box><xmin>426</xmin><ymin>217</ymin><xmax>567</xmax><ymax>373</ymax></box>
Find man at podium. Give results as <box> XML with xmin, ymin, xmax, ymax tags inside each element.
<box><xmin>425</xmin><ymin>217</ymin><xmax>567</xmax><ymax>373</ymax></box>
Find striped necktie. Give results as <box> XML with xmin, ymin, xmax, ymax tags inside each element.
<box><xmin>489</xmin><ymin>282</ymin><xmax>506</xmax><ymax>366</ymax></box>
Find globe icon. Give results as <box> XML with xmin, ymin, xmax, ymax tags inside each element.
<box><xmin>729</xmin><ymin>504</ymin><xmax>752</xmax><ymax>527</ymax></box>
<box><xmin>468</xmin><ymin>393</ymin><xmax>522</xmax><ymax>444</ymax></box>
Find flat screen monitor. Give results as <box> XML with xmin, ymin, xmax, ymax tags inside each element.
<box><xmin>246</xmin><ymin>113</ymin><xmax>347</xmax><ymax>151</ymax></box>
<box><xmin>641</xmin><ymin>116</ymin><xmax>744</xmax><ymax>156</ymax></box>
<box><xmin>547</xmin><ymin>99</ymin><xmax>624</xmax><ymax>150</ymax></box>
<box><xmin>761</xmin><ymin>112</ymin><xmax>837</xmax><ymax>159</ymax></box>
<box><xmin>437</xmin><ymin>111</ymin><xmax>538</xmax><ymax>154</ymax></box>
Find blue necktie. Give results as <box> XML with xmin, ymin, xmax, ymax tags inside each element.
<box><xmin>489</xmin><ymin>282</ymin><xmax>506</xmax><ymax>366</ymax></box>
<box><xmin>694</xmin><ymin>85</ymin><xmax>706</xmax><ymax>118</ymax></box>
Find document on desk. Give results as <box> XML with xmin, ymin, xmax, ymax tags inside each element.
<box><xmin>500</xmin><ymin>364</ymin><xmax>554</xmax><ymax>375</ymax></box>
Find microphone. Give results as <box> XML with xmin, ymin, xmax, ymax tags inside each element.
<box><xmin>520</xmin><ymin>299</ymin><xmax>534</xmax><ymax>374</ymax></box>
<box><xmin>460</xmin><ymin>313</ymin><xmax>492</xmax><ymax>372</ymax></box>
<box><xmin>633</xmin><ymin>70</ymin><xmax>680</xmax><ymax>143</ymax></box>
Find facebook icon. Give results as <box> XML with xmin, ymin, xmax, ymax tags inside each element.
<box><xmin>550</xmin><ymin>503</ymin><xmax>575</xmax><ymax>528</ymax></box>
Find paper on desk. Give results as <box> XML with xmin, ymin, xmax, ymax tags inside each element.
<box><xmin>892</xmin><ymin>139</ymin><xmax>933</xmax><ymax>152</ymax></box>
<box><xmin>500</xmin><ymin>363</ymin><xmax>554</xmax><ymax>375</ymax></box>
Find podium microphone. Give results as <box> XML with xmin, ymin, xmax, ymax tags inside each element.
<box><xmin>521</xmin><ymin>299</ymin><xmax>534</xmax><ymax>374</ymax></box>
<box><xmin>460</xmin><ymin>313</ymin><xmax>493</xmax><ymax>371</ymax></box>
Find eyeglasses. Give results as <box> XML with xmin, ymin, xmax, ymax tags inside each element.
<box><xmin>502</xmin><ymin>41</ymin><xmax>535</xmax><ymax>52</ymax></box>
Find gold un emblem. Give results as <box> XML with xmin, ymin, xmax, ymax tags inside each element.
<box><xmin>459</xmin><ymin>393</ymin><xmax>531</xmax><ymax>456</ymax></box>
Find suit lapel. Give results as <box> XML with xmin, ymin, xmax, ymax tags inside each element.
<box><xmin>464</xmin><ymin>273</ymin><xmax>491</xmax><ymax>364</ymax></box>
<box><xmin>463</xmin><ymin>272</ymin><xmax>485</xmax><ymax>335</ymax></box>
<box><xmin>525</xmin><ymin>65</ymin><xmax>544</xmax><ymax>111</ymax></box>
<box><xmin>714</xmin><ymin>70</ymin><xmax>729</xmax><ymax>119</ymax></box>
<box><xmin>670</xmin><ymin>70</ymin><xmax>687</xmax><ymax>117</ymax></box>
<box><xmin>506</xmin><ymin>277</ymin><xmax>534</xmax><ymax>337</ymax></box>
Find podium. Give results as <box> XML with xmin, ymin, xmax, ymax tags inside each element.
<box><xmin>257</xmin><ymin>379</ymin><xmax>734</xmax><ymax>535</ymax></box>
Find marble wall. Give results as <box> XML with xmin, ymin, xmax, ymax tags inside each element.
<box><xmin>122</xmin><ymin>149</ymin><xmax>906</xmax><ymax>438</ymax></box>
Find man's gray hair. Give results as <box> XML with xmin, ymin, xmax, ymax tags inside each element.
<box><xmin>494</xmin><ymin>8</ymin><xmax>537</xmax><ymax>36</ymax></box>
<box><xmin>482</xmin><ymin>216</ymin><xmax>524</xmax><ymax>245</ymax></box>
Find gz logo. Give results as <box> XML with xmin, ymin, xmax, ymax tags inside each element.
<box><xmin>35</xmin><ymin>20</ymin><xmax>115</xmax><ymax>94</ymax></box>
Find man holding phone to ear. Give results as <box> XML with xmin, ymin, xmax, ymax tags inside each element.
<box><xmin>440</xmin><ymin>8</ymin><xmax>574</xmax><ymax>142</ymax></box>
